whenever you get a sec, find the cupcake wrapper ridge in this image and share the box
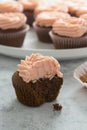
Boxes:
[0,25,29,47]
[33,22,52,43]
[49,31,87,49]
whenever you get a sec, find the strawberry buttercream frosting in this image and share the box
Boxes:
[52,17,87,37]
[35,11,70,27]
[0,13,27,30]
[18,54,63,83]
[80,14,87,21]
[0,1,23,13]
[75,6,87,16]
[19,0,40,10]
[64,0,87,16]
[34,3,68,16]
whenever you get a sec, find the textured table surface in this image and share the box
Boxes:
[0,54,87,130]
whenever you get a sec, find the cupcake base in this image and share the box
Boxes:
[33,22,52,43]
[0,25,29,47]
[23,10,34,26]
[12,71,63,107]
[49,31,87,49]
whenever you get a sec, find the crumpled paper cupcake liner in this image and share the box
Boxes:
[74,62,87,88]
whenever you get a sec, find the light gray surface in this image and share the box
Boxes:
[0,55,87,130]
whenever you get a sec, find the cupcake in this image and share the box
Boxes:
[34,3,68,17]
[33,11,70,43]
[0,1,23,13]
[49,17,87,49]
[18,0,41,26]
[64,0,87,17]
[0,12,29,47]
[12,53,63,106]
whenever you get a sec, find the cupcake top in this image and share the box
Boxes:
[19,0,40,10]
[0,12,27,30]
[64,0,87,16]
[18,53,63,83]
[80,14,87,21]
[34,3,68,16]
[0,1,23,13]
[55,3,68,13]
[35,11,70,27]
[75,6,87,17]
[52,17,87,37]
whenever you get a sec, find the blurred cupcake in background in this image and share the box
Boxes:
[34,3,68,17]
[0,1,23,13]
[33,11,70,43]
[18,0,42,26]
[64,0,87,17]
[0,12,29,47]
[49,17,87,49]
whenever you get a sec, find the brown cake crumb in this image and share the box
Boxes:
[53,103,62,111]
[80,71,87,83]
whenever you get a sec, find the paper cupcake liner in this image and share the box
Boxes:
[12,71,63,106]
[23,10,34,26]
[74,62,87,88]
[33,22,52,43]
[49,31,87,49]
[0,25,29,47]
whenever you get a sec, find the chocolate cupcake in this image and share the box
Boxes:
[49,17,87,49]
[33,11,70,43]
[19,0,41,26]
[64,0,87,17]
[0,13,29,47]
[12,54,63,106]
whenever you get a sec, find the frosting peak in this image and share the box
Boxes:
[18,54,63,83]
[35,11,70,27]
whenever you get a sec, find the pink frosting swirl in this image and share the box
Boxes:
[53,17,87,37]
[19,0,40,10]
[35,11,70,27]
[0,13,27,30]
[64,0,87,16]
[75,6,87,16]
[80,14,87,21]
[0,1,23,12]
[18,54,63,83]
[34,3,68,16]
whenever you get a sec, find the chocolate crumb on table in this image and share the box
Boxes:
[53,103,62,111]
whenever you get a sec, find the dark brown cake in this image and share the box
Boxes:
[12,71,63,106]
[33,22,52,43]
